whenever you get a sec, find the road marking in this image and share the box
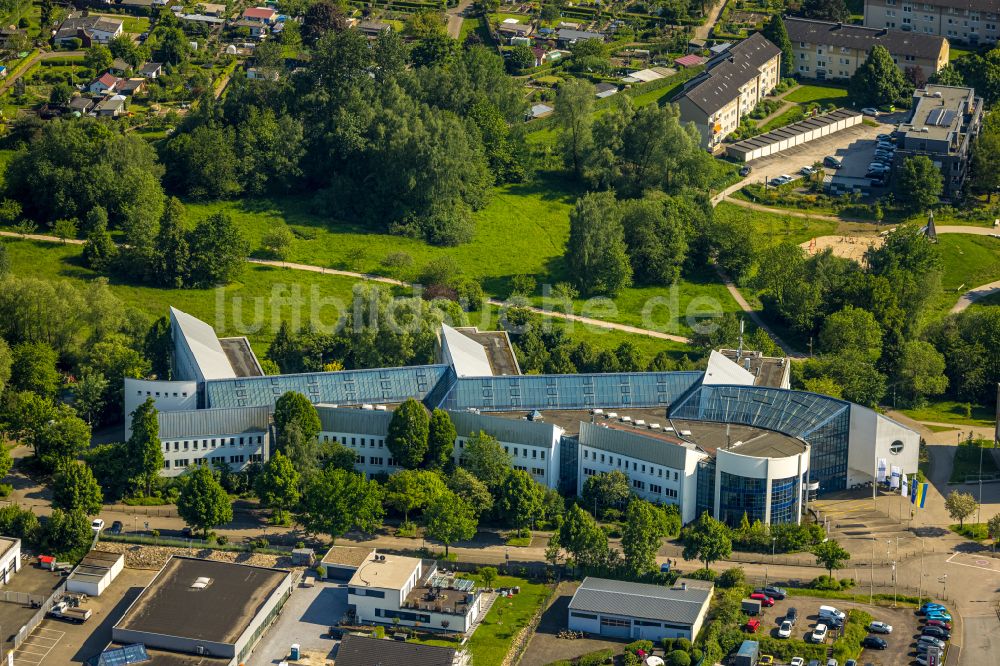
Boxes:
[945,553,1000,573]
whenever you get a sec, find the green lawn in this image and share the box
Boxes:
[413,574,551,666]
[784,83,850,107]
[900,401,996,428]
[761,106,805,132]
[714,201,838,247]
[950,47,974,61]
[933,234,1000,314]
[947,438,1000,483]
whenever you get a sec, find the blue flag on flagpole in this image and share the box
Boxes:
[910,477,918,504]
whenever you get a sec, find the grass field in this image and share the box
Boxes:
[900,401,996,428]
[714,201,838,247]
[414,574,551,666]
[950,47,974,61]
[933,234,1000,314]
[947,438,1000,483]
[784,83,850,107]
[761,106,805,132]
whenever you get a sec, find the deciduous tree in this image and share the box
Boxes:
[553,79,595,178]
[896,155,943,212]
[945,489,977,527]
[177,466,233,537]
[565,191,632,296]
[461,431,512,490]
[52,461,103,515]
[296,467,384,540]
[386,398,430,469]
[126,398,164,496]
[559,503,609,569]
[426,408,456,470]
[681,511,732,571]
[41,509,92,560]
[812,538,851,578]
[255,451,300,523]
[582,470,631,518]
[849,45,910,107]
[622,499,671,577]
[424,489,477,557]
[498,469,544,529]
[273,391,322,443]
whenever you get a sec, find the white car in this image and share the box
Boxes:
[778,620,793,638]
[801,166,816,176]
[811,624,828,643]
[861,107,879,116]
[868,621,893,634]
[790,659,805,666]
[91,519,105,532]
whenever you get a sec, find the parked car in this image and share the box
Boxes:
[824,156,842,168]
[801,166,816,176]
[760,656,774,666]
[861,107,878,116]
[925,610,952,622]
[914,654,932,666]
[826,659,838,666]
[919,602,947,614]
[786,607,799,625]
[878,104,896,112]
[108,521,123,535]
[750,592,775,606]
[925,619,952,631]
[811,624,828,643]
[778,621,793,638]
[806,660,820,666]
[740,165,753,177]
[790,659,805,666]
[861,636,887,650]
[918,635,946,650]
[922,626,950,640]
[745,618,761,633]
[868,621,892,634]
[876,133,893,142]
[91,519,105,533]
[757,586,788,599]
[660,562,671,573]
[845,661,856,666]
[819,606,846,621]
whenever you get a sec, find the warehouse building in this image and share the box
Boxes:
[568,577,713,641]
[112,556,293,665]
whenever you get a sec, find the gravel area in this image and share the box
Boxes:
[96,542,299,570]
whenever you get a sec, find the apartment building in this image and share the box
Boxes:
[674,33,782,149]
[786,17,949,81]
[864,0,1000,45]
[892,84,984,197]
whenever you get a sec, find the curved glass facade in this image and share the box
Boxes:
[769,475,800,524]
[719,472,766,526]
[670,385,851,493]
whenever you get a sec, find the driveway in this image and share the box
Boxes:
[248,579,347,665]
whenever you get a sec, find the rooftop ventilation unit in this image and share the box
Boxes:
[362,404,374,410]
[375,405,387,411]
[649,423,661,430]
[607,412,618,419]
[680,429,693,436]
[664,426,675,432]
[621,416,632,423]
[635,420,646,427]
[592,408,604,415]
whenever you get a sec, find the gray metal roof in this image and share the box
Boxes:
[676,33,781,115]
[578,421,700,469]
[449,410,558,448]
[569,577,712,625]
[336,634,458,666]
[157,406,270,439]
[726,108,861,155]
[316,406,392,435]
[785,17,947,58]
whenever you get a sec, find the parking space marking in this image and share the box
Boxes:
[12,627,63,666]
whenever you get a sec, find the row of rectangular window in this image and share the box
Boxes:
[582,449,679,481]
[163,435,263,452]
[163,454,260,469]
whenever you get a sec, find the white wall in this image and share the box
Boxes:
[160,431,267,477]
[125,378,198,429]
[0,538,20,585]
[847,406,920,488]
[715,448,809,524]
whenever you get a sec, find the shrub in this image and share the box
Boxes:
[758,638,825,662]
[316,564,327,579]
[686,568,717,581]
[625,640,654,656]
[216,535,228,545]
[667,650,691,666]
[717,567,745,589]
[810,575,843,590]
[661,637,675,652]
[624,653,641,666]
[690,648,703,663]
[675,638,692,652]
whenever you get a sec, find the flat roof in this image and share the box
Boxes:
[727,108,861,156]
[114,557,289,645]
[719,350,788,388]
[486,407,672,436]
[570,577,712,625]
[219,337,263,377]
[900,85,975,142]
[671,419,806,458]
[99,644,230,665]
[453,327,520,376]
[349,553,420,591]
[0,537,18,560]
[321,546,374,568]
[80,550,123,567]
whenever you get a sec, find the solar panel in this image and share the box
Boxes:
[91,644,150,666]
[940,109,957,126]
[927,108,944,125]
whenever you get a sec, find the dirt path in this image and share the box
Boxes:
[446,0,474,39]
[0,50,84,96]
[692,0,727,41]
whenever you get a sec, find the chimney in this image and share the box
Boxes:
[681,582,688,590]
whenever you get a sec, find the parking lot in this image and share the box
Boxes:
[247,578,346,665]
[12,566,156,665]
[754,592,930,666]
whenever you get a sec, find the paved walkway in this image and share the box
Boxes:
[445,0,474,39]
[692,0,727,40]
[951,278,1000,313]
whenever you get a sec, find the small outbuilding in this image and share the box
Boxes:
[320,546,373,580]
[0,536,21,585]
[568,577,713,641]
[67,550,124,596]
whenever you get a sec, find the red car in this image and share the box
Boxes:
[925,619,952,631]
[745,618,761,633]
[749,592,775,607]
